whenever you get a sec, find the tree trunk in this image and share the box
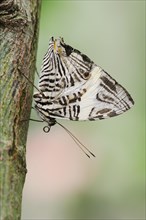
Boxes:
[0,0,41,219]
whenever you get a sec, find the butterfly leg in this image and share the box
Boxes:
[21,118,43,122]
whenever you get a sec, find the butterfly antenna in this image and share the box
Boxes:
[35,67,40,78]
[18,69,45,97]
[24,75,39,93]
[56,122,95,158]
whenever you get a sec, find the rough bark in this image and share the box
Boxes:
[0,0,41,219]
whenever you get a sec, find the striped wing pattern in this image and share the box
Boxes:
[34,37,134,127]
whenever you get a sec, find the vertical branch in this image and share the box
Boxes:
[0,0,41,219]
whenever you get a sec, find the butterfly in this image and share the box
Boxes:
[31,37,134,157]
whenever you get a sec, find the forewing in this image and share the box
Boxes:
[37,37,94,100]
[38,37,65,100]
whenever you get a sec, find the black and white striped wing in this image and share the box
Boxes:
[46,66,134,121]
[34,37,134,122]
[38,37,91,101]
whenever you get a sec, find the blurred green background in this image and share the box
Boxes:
[22,1,145,219]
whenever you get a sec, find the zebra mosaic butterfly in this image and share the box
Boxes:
[31,37,134,157]
[34,37,134,127]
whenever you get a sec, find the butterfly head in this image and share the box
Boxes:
[52,37,92,61]
[52,37,73,57]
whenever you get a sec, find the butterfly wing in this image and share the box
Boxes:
[34,37,134,122]
[38,37,91,100]
[46,66,134,121]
